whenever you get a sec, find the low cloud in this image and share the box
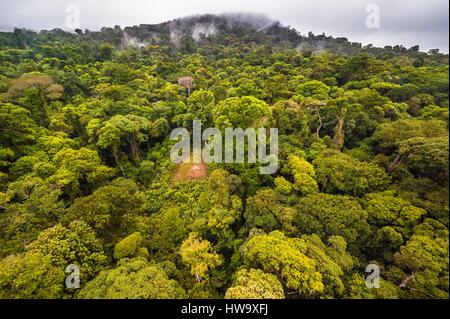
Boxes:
[0,0,448,52]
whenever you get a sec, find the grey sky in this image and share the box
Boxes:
[0,0,448,52]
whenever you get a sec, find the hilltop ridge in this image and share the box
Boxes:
[1,13,447,62]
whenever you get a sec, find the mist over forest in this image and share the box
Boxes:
[0,12,448,300]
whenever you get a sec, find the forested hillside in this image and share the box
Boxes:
[0,14,448,299]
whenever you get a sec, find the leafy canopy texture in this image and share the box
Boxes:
[225,268,285,299]
[0,15,448,299]
[78,258,186,299]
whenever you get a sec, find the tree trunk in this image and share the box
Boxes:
[333,115,345,148]
[399,272,415,288]
[388,152,409,175]
[128,136,141,164]
[316,110,323,138]
[113,151,125,176]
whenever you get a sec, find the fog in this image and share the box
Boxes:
[0,0,448,52]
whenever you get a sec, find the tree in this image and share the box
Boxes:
[78,258,186,299]
[241,230,324,296]
[178,76,194,97]
[114,232,149,259]
[302,97,326,138]
[47,147,114,198]
[393,177,449,224]
[186,89,215,125]
[394,219,449,299]
[197,169,242,243]
[300,234,353,297]
[360,191,427,261]
[344,274,400,299]
[88,115,157,165]
[284,155,318,195]
[0,220,107,298]
[0,251,65,299]
[245,189,283,232]
[388,136,449,185]
[336,54,385,84]
[372,119,447,154]
[0,103,39,154]
[274,176,293,195]
[6,72,63,126]
[213,96,271,129]
[27,220,107,278]
[271,100,308,137]
[148,208,187,257]
[225,269,285,299]
[362,191,426,238]
[314,150,390,196]
[0,176,65,251]
[294,193,370,251]
[296,80,330,100]
[64,178,145,240]
[180,232,222,282]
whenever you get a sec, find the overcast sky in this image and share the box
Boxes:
[0,0,448,52]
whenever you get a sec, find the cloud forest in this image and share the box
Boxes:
[0,13,448,300]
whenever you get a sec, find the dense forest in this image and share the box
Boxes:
[0,14,448,299]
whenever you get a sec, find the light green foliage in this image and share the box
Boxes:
[326,236,355,271]
[314,151,390,196]
[362,191,426,238]
[0,220,107,298]
[180,232,222,280]
[241,231,324,296]
[0,192,8,205]
[0,177,65,256]
[344,274,400,299]
[274,176,293,195]
[186,89,215,125]
[225,269,285,299]
[213,96,271,129]
[26,221,107,278]
[285,155,318,195]
[372,119,447,153]
[394,219,449,298]
[114,232,147,259]
[0,103,39,152]
[244,188,296,235]
[300,234,351,297]
[0,252,65,299]
[78,258,185,299]
[394,177,449,224]
[296,80,330,100]
[88,114,156,164]
[197,169,242,241]
[271,100,308,137]
[397,136,449,183]
[48,147,115,197]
